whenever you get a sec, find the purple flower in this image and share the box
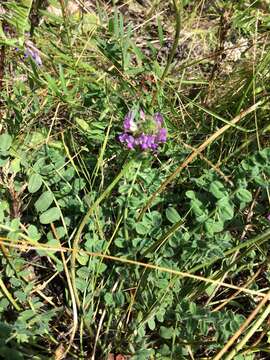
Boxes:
[154,113,164,127]
[137,134,150,150]
[143,135,155,149]
[24,41,42,66]
[119,110,167,151]
[267,213,270,221]
[119,133,135,149]
[156,128,167,143]
[123,111,137,132]
[119,133,128,143]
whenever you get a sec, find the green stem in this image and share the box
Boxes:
[160,0,181,82]
[142,217,184,257]
[124,161,142,240]
[71,158,136,308]
[58,0,72,50]
[151,0,181,106]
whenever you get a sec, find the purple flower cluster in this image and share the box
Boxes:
[16,41,42,66]
[119,110,167,151]
[24,41,42,66]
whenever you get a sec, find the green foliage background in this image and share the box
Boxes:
[0,0,270,359]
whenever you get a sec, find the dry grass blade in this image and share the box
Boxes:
[181,141,233,185]
[51,224,78,359]
[226,299,270,359]
[213,290,270,360]
[0,277,21,311]
[0,239,267,300]
[91,280,119,360]
[212,267,263,312]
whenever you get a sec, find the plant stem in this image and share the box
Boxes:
[124,161,142,240]
[71,157,136,308]
[151,0,181,106]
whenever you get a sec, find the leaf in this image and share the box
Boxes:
[115,238,125,248]
[77,252,88,266]
[73,178,86,192]
[189,302,197,315]
[27,225,41,242]
[235,188,252,203]
[39,238,60,255]
[137,325,145,338]
[191,199,208,222]
[135,222,149,235]
[10,158,21,173]
[166,207,181,223]
[205,283,217,297]
[132,349,154,359]
[20,309,35,322]
[156,308,165,322]
[104,293,113,306]
[205,219,224,235]
[43,73,60,96]
[0,133,12,152]
[35,191,54,212]
[160,326,174,339]
[217,197,234,221]
[186,190,196,199]
[28,173,43,193]
[39,207,61,224]
[76,266,89,279]
[209,181,227,199]
[148,318,156,330]
[5,1,31,35]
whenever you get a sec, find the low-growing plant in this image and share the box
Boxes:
[0,0,270,359]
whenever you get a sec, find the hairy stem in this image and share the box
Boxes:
[71,158,136,308]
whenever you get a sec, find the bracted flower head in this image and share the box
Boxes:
[119,110,167,151]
